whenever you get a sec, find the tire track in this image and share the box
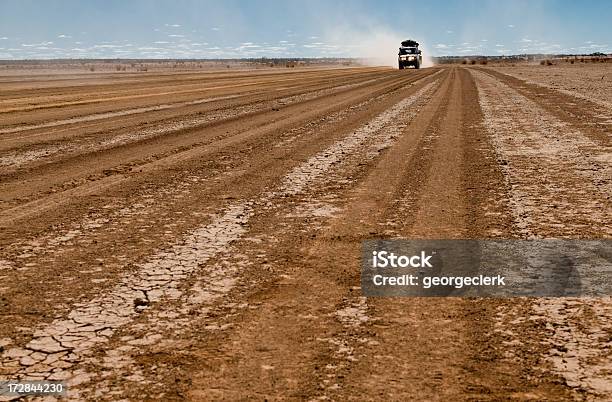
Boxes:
[0,72,442,349]
[0,71,436,222]
[322,67,476,401]
[0,94,241,136]
[0,70,386,136]
[472,69,611,238]
[325,67,578,401]
[0,68,380,107]
[0,79,441,399]
[486,66,612,110]
[472,68,612,400]
[1,72,438,276]
[0,75,383,170]
[479,68,611,147]
[0,69,380,115]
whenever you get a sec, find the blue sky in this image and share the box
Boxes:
[0,0,610,59]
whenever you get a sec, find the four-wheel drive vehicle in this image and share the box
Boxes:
[398,39,422,69]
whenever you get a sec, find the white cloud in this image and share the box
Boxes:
[446,30,453,34]
[507,24,515,28]
[0,37,8,40]
[154,41,170,44]
[168,34,184,38]
[22,41,53,47]
[435,44,448,49]
[165,24,181,28]
[92,44,122,48]
[57,34,72,39]
[211,27,220,31]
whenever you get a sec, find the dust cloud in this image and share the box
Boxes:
[323,26,434,69]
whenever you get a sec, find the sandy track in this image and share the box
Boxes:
[0,66,610,401]
[479,68,611,147]
[0,71,429,214]
[0,67,441,370]
[488,64,612,108]
[0,73,389,175]
[0,70,386,148]
[0,68,383,107]
[473,68,612,398]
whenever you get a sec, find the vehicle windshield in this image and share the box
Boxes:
[399,47,417,55]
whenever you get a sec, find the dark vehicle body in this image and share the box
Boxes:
[398,39,422,69]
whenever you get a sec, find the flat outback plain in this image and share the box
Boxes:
[0,61,610,400]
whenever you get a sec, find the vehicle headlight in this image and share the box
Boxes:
[408,56,415,61]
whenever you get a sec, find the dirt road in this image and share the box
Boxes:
[0,65,610,400]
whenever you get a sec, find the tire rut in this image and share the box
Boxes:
[478,68,611,147]
[0,71,437,222]
[472,67,612,400]
[0,74,443,400]
[0,72,443,347]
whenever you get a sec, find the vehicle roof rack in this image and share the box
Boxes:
[401,40,419,47]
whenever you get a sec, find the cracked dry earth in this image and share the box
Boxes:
[0,65,610,401]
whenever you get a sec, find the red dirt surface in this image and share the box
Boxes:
[0,64,610,400]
